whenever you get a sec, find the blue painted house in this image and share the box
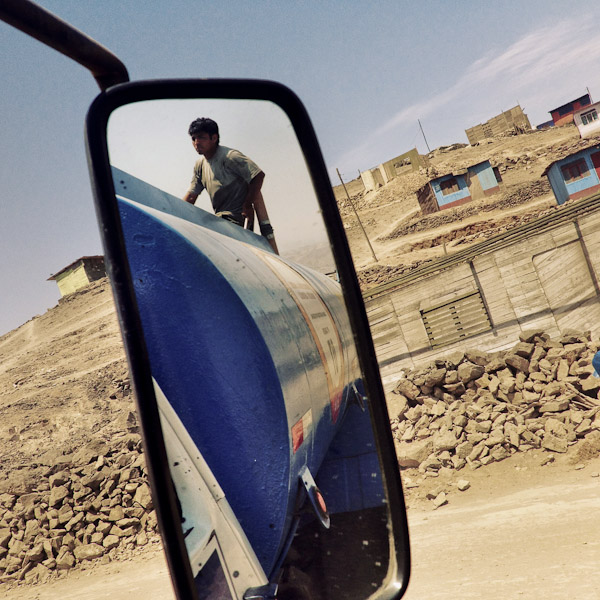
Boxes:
[416,159,502,215]
[542,144,600,205]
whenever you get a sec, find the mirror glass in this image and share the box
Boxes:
[104,98,406,599]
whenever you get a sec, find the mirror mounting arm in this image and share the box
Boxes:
[0,0,129,90]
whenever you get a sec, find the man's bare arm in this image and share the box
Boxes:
[245,172,279,254]
[183,191,198,205]
[242,171,265,218]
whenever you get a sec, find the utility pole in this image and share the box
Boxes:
[418,119,431,153]
[336,168,378,262]
[358,169,366,191]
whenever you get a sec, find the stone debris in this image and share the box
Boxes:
[393,330,600,482]
[0,431,159,586]
[457,480,471,491]
[432,492,448,509]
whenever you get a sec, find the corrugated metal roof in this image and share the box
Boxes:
[548,94,591,114]
[573,100,600,116]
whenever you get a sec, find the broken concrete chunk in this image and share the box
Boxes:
[432,492,448,509]
[394,379,420,401]
[464,349,489,366]
[540,398,570,413]
[512,342,534,358]
[542,433,568,453]
[458,362,485,383]
[505,354,529,374]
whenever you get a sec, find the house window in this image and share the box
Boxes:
[440,177,459,196]
[421,291,491,349]
[394,157,411,169]
[581,109,598,126]
[561,158,590,183]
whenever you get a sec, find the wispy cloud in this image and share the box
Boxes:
[335,18,600,175]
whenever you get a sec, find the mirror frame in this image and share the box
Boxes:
[85,79,410,600]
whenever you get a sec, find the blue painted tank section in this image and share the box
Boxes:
[316,400,385,514]
[116,192,363,574]
[118,200,290,571]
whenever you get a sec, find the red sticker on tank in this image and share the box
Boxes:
[291,419,304,453]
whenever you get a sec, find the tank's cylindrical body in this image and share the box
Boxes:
[118,196,361,574]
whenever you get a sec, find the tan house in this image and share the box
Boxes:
[48,255,106,297]
[465,105,531,145]
[360,148,428,192]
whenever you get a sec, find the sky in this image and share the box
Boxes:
[2,0,600,335]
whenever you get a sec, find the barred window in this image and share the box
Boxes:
[561,158,589,183]
[421,291,491,348]
[440,177,459,196]
[581,109,598,126]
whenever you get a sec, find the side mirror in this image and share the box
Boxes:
[85,79,410,599]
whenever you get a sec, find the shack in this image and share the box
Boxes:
[48,255,106,297]
[416,160,502,214]
[548,93,592,127]
[542,144,600,205]
[361,148,427,192]
[573,101,600,139]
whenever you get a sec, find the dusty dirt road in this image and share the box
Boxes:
[403,459,600,600]
[6,454,600,599]
[2,544,176,600]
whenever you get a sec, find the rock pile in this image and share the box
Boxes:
[0,432,158,586]
[390,330,600,474]
[493,135,600,175]
[358,259,435,289]
[383,179,552,244]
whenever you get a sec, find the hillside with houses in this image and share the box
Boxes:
[335,124,600,290]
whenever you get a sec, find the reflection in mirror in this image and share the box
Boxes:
[106,99,404,599]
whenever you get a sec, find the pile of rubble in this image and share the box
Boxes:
[390,330,600,474]
[495,135,600,175]
[0,431,158,586]
[357,259,435,290]
[385,178,554,243]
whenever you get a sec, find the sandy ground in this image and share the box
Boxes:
[403,451,600,600]
[5,449,599,599]
[3,125,600,598]
[2,543,175,600]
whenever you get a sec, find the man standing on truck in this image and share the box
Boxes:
[182,117,278,253]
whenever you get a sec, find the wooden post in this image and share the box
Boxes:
[336,168,378,262]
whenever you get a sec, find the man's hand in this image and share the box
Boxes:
[242,201,254,219]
